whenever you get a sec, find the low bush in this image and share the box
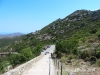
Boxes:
[90,56,97,64]
[96,60,100,67]
[67,54,77,60]
[60,56,66,63]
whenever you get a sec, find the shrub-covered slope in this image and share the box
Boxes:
[40,9,100,66]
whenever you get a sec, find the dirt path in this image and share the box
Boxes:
[22,45,56,75]
[23,54,56,75]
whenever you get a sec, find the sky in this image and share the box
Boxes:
[0,0,100,34]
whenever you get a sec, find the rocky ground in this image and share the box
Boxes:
[64,59,100,75]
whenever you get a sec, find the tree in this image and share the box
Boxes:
[55,38,78,56]
[20,48,33,61]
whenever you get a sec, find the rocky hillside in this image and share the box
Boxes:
[38,9,100,40]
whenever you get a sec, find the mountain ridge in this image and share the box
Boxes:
[39,9,100,40]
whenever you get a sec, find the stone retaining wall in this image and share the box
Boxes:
[2,54,44,75]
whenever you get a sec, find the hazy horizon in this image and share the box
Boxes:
[0,32,27,35]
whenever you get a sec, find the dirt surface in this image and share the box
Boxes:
[23,54,56,75]
[64,59,100,75]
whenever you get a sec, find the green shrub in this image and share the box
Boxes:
[84,57,90,62]
[96,49,100,58]
[9,48,33,67]
[96,60,100,67]
[20,48,33,61]
[56,39,78,55]
[90,28,97,34]
[67,54,77,60]
[81,50,90,59]
[56,51,62,58]
[61,56,66,63]
[0,61,10,73]
[90,56,97,64]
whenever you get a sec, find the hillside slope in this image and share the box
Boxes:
[40,9,100,40]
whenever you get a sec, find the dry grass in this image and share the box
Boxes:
[64,59,100,75]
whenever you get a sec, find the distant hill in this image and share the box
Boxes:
[0,32,24,38]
